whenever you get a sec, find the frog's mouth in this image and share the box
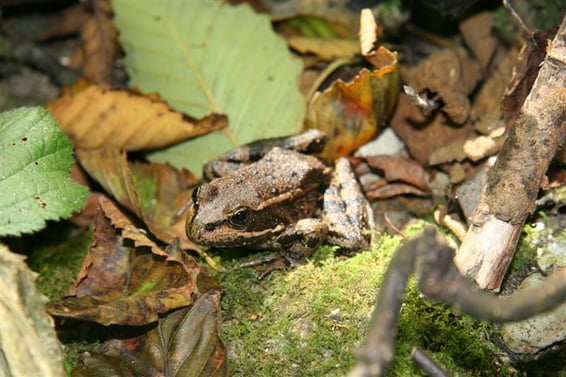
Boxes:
[188,222,286,248]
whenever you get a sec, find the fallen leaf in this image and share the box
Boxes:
[305,46,399,159]
[390,93,472,166]
[404,49,481,124]
[47,84,227,151]
[263,0,359,33]
[71,290,227,377]
[365,182,430,201]
[129,161,199,250]
[111,0,305,172]
[469,47,518,136]
[288,36,360,60]
[76,148,143,219]
[47,198,211,326]
[78,0,118,84]
[459,12,497,70]
[364,155,431,192]
[463,135,504,162]
[0,245,66,377]
[75,148,200,250]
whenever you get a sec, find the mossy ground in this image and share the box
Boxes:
[216,223,512,376]
[32,220,557,375]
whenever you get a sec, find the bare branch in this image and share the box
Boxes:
[455,15,566,290]
[350,227,566,376]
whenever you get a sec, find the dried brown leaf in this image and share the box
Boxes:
[405,49,481,124]
[75,148,200,250]
[47,84,227,151]
[390,94,472,165]
[79,0,118,84]
[76,147,143,219]
[364,155,431,191]
[129,161,200,251]
[365,182,429,201]
[47,198,210,326]
[459,12,497,70]
[72,290,227,377]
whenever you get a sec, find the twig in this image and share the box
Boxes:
[502,0,533,40]
[411,347,449,377]
[349,227,566,376]
[454,15,566,290]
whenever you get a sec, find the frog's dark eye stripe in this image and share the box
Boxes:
[191,186,200,205]
[229,207,251,229]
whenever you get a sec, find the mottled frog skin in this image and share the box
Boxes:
[186,131,374,259]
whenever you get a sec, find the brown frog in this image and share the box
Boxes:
[186,130,374,260]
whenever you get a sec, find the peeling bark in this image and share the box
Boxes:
[455,15,566,290]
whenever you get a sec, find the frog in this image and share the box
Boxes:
[185,130,374,262]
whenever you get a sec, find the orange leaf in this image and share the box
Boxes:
[47,84,227,151]
[305,48,399,159]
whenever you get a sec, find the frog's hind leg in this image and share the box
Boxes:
[324,158,375,251]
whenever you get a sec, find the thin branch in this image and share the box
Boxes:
[349,227,566,376]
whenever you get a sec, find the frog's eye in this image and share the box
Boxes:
[229,207,251,229]
[191,186,200,205]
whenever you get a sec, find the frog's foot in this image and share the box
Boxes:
[238,253,298,279]
[269,218,328,260]
[324,158,375,251]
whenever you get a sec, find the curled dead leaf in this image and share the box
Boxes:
[359,8,379,57]
[405,49,481,124]
[47,198,213,326]
[76,148,144,219]
[72,290,227,377]
[47,84,227,151]
[305,47,399,159]
[75,148,202,252]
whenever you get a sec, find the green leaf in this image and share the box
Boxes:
[0,107,88,236]
[111,0,305,173]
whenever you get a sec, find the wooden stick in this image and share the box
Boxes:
[454,15,566,290]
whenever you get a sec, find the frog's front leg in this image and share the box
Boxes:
[265,218,328,260]
[324,158,374,250]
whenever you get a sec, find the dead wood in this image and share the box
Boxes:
[454,14,566,290]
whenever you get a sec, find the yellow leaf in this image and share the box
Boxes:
[47,84,227,151]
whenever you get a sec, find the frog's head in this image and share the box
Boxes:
[185,179,286,248]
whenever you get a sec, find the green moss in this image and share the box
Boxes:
[508,224,539,273]
[217,223,506,376]
[28,227,92,301]
[395,281,509,376]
